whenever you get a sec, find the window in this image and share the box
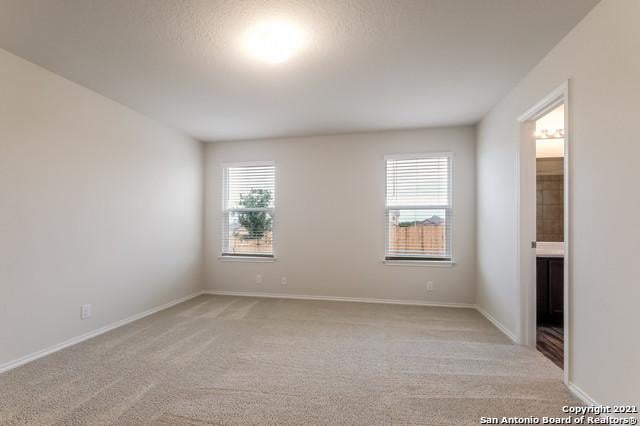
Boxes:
[222,162,275,258]
[385,153,452,262]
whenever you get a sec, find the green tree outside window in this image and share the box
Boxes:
[235,189,273,241]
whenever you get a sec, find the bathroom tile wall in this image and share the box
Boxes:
[537,173,564,242]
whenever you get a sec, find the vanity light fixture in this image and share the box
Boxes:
[534,128,565,140]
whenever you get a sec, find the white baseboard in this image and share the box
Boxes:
[567,382,599,406]
[1,288,608,412]
[204,291,519,344]
[471,309,610,410]
[472,307,609,411]
[474,304,519,343]
[0,291,203,374]
[202,290,474,309]
[567,383,631,422]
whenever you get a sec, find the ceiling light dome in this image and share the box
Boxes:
[243,20,305,64]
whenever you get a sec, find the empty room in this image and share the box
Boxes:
[1,0,638,424]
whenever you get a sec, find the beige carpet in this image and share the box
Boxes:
[0,295,580,425]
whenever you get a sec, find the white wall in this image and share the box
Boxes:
[0,49,203,367]
[204,127,476,305]
[476,0,639,405]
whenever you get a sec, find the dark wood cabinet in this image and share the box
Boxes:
[536,257,564,326]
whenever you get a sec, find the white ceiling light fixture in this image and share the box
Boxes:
[243,20,306,64]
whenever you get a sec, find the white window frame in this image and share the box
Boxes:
[383,152,454,266]
[220,160,276,262]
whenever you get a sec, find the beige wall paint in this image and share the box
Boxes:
[477,0,639,404]
[204,127,476,305]
[0,49,203,367]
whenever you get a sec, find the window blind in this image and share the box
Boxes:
[222,162,275,257]
[385,154,452,261]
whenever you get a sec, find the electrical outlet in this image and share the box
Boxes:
[426,281,434,291]
[81,304,92,320]
[281,276,287,285]
[256,274,263,284]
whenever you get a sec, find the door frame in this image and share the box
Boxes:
[516,81,570,384]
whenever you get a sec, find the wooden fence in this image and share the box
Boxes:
[228,231,273,255]
[226,224,444,256]
[388,223,445,256]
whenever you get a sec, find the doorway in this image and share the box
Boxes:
[517,82,570,382]
[534,104,565,369]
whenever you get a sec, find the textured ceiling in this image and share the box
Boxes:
[0,0,598,141]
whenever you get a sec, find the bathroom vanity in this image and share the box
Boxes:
[536,242,564,326]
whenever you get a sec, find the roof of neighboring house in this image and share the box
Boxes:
[421,216,444,225]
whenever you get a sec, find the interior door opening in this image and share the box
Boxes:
[517,82,570,382]
[534,104,565,369]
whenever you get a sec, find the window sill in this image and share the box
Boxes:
[218,256,276,263]
[382,259,455,268]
